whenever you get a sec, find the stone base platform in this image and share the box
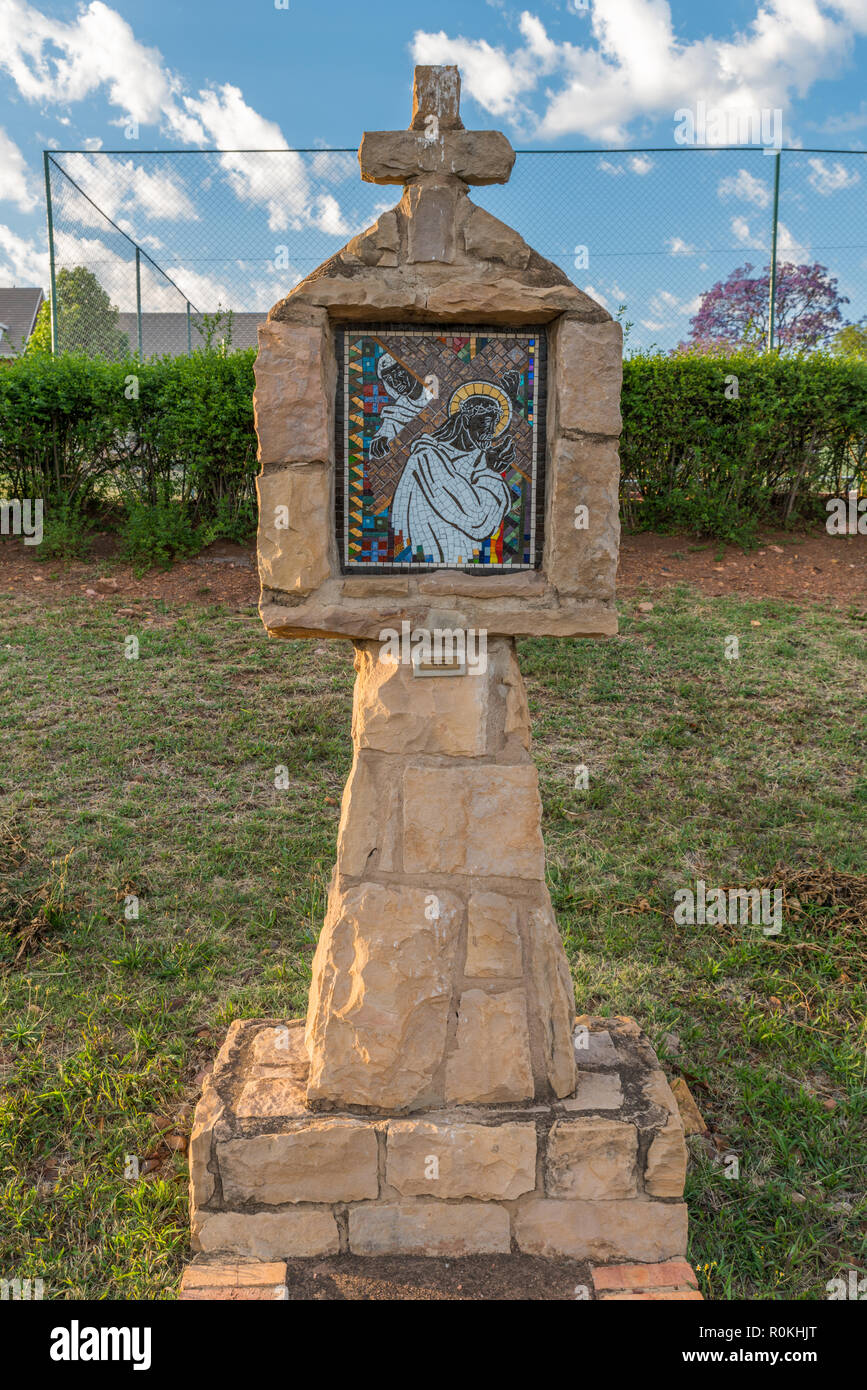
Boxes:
[190,1015,689,1264]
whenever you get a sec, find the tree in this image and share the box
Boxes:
[35,266,130,360]
[685,261,849,353]
[831,316,867,360]
[25,300,52,354]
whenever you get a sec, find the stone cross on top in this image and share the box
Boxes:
[359,65,515,189]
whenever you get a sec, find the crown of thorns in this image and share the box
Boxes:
[458,396,500,416]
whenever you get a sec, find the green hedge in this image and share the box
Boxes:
[1,346,865,557]
[0,347,257,560]
[621,350,867,542]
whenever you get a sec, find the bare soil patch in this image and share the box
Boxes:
[1,525,864,612]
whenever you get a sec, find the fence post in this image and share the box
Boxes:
[767,152,781,352]
[135,246,143,358]
[43,152,59,354]
[187,301,192,354]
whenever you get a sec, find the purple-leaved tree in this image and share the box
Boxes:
[684,261,849,353]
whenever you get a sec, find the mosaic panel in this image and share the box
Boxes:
[336,325,546,570]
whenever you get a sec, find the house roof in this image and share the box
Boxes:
[0,288,45,356]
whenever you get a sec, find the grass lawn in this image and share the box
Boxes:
[0,585,864,1300]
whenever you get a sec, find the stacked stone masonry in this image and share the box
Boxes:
[190,1014,688,1262]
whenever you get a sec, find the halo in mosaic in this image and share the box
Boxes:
[336,325,547,571]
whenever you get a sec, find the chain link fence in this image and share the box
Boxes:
[43,147,866,358]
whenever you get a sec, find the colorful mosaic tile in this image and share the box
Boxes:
[336,326,546,570]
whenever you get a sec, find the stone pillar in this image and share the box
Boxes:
[304,638,577,1113]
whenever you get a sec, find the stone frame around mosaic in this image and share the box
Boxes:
[255,306,622,643]
[334,323,548,575]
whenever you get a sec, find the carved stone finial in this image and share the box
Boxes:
[358,64,515,188]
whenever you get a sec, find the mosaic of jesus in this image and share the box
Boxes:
[338,328,545,570]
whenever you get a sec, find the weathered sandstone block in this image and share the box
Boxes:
[386,1120,536,1199]
[546,1117,638,1199]
[444,989,534,1104]
[527,903,577,1098]
[515,1199,688,1262]
[551,317,623,437]
[644,1115,689,1197]
[305,881,463,1110]
[465,893,523,978]
[194,1210,339,1259]
[256,466,333,596]
[218,1121,378,1205]
[403,765,544,879]
[333,751,401,876]
[351,641,489,757]
[349,1201,511,1256]
[253,319,332,465]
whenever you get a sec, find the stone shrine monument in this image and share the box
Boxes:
[189,68,689,1271]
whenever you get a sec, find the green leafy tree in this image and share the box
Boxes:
[24,300,52,355]
[39,266,130,359]
[831,317,867,360]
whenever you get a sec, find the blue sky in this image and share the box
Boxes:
[1,0,865,351]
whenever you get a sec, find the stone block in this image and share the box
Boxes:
[546,1117,638,1199]
[561,1072,623,1111]
[254,319,332,464]
[573,1023,620,1068]
[235,1076,308,1118]
[349,1201,511,1256]
[189,1076,222,1210]
[411,65,463,131]
[194,1211,339,1259]
[403,765,544,879]
[305,881,463,1110]
[552,317,623,437]
[463,205,532,268]
[644,1116,688,1198]
[514,1199,688,1262]
[218,1121,378,1205]
[465,892,523,977]
[444,989,534,1104]
[386,1120,536,1199]
[334,751,401,876]
[352,640,489,757]
[544,436,620,599]
[256,466,333,596]
[527,903,577,1098]
[402,183,460,264]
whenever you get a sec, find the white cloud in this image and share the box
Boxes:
[731,214,765,248]
[56,153,197,225]
[807,155,861,193]
[0,223,48,285]
[649,287,703,318]
[413,1,867,142]
[0,2,352,237]
[666,236,695,256]
[629,154,654,174]
[777,220,809,262]
[582,282,610,309]
[718,168,771,207]
[597,157,626,175]
[0,126,36,211]
[729,214,808,262]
